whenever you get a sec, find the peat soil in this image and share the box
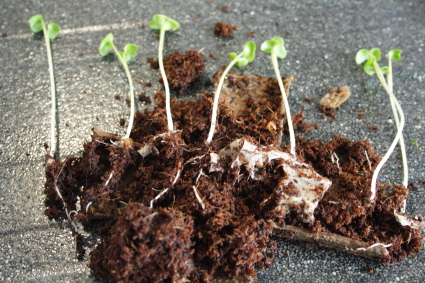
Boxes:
[43,54,423,283]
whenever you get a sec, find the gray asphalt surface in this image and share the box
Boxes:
[1,0,425,282]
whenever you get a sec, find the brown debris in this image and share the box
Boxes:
[214,22,238,37]
[287,111,319,132]
[320,86,351,108]
[320,106,337,119]
[160,50,206,93]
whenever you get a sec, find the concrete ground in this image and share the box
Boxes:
[1,0,424,282]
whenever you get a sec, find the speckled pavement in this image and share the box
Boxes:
[1,0,424,282]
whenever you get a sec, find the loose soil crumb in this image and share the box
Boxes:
[368,125,379,131]
[320,106,337,119]
[214,22,238,37]
[44,70,423,282]
[357,113,365,119]
[138,92,152,104]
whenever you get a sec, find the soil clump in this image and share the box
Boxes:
[44,67,423,282]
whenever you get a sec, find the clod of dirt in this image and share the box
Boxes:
[44,71,424,283]
[160,50,206,92]
[320,86,351,108]
[148,51,206,94]
[89,204,194,283]
[214,22,238,37]
[213,70,294,146]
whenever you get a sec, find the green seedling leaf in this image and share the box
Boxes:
[412,139,419,147]
[242,41,256,63]
[388,49,402,61]
[99,33,114,56]
[370,48,381,61]
[47,23,61,40]
[28,14,44,33]
[228,41,256,67]
[149,14,180,31]
[355,49,370,65]
[380,66,389,74]
[261,36,287,59]
[123,43,138,62]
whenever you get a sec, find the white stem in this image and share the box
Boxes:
[271,51,295,156]
[158,28,174,132]
[111,45,135,140]
[42,21,57,157]
[206,52,245,144]
[370,61,405,201]
[387,59,408,189]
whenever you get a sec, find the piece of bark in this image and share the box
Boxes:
[273,223,391,262]
[320,86,351,108]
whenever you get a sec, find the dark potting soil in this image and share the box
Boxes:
[147,50,206,93]
[44,55,423,282]
[214,22,238,37]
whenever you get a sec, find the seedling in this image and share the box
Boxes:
[28,14,61,157]
[411,139,419,147]
[206,41,256,143]
[99,33,138,140]
[261,36,295,156]
[149,14,180,132]
[356,48,406,201]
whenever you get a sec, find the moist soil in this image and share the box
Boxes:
[44,52,423,283]
[214,22,238,37]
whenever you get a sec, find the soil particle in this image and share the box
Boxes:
[214,22,238,37]
[147,57,159,69]
[138,92,152,104]
[367,126,379,131]
[320,106,337,119]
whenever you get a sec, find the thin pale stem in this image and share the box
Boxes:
[42,21,57,157]
[158,28,173,132]
[110,44,135,140]
[387,59,408,189]
[271,51,295,156]
[206,52,245,144]
[370,61,405,201]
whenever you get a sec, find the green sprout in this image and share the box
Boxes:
[149,14,180,132]
[28,14,61,158]
[356,48,406,202]
[261,36,295,156]
[206,41,256,143]
[99,33,138,140]
[411,139,419,147]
